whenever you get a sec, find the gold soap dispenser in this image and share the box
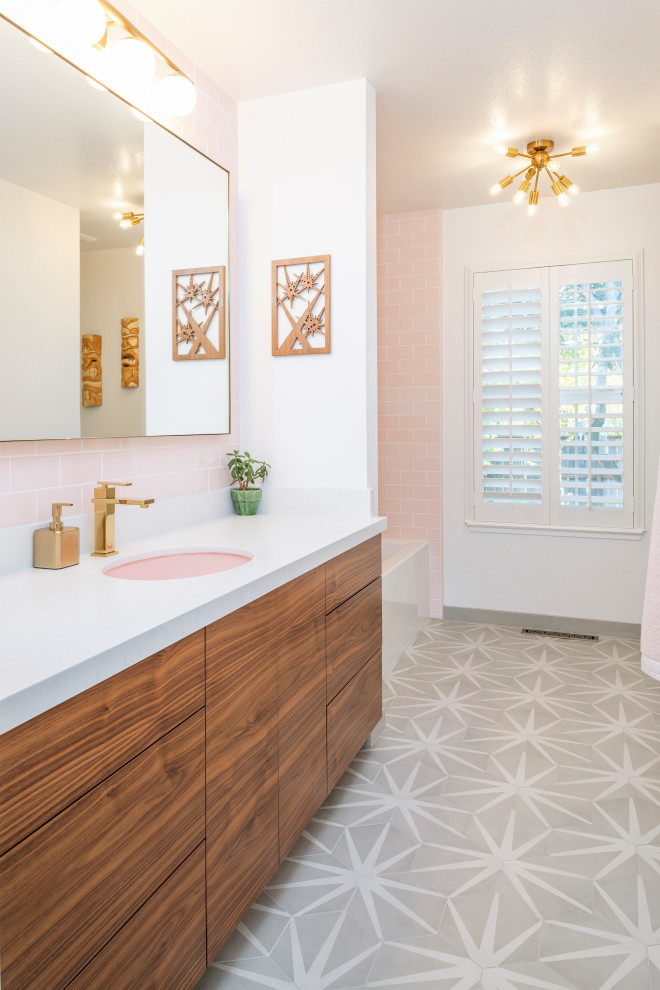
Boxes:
[33,502,80,569]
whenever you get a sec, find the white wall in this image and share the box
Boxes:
[443,183,660,625]
[143,122,230,436]
[80,247,145,438]
[238,79,378,500]
[0,176,79,440]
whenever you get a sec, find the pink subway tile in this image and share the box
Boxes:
[0,491,36,527]
[183,470,209,495]
[120,436,157,450]
[82,438,122,452]
[35,439,82,455]
[60,451,103,486]
[12,455,60,491]
[196,446,221,470]
[399,218,427,234]
[154,473,185,500]
[138,448,171,476]
[101,450,139,481]
[0,459,9,493]
[0,441,36,456]
[169,446,196,472]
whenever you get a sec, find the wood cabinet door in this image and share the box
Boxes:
[278,566,327,862]
[0,711,205,990]
[325,535,381,613]
[66,844,206,990]
[327,649,382,793]
[206,591,280,962]
[326,577,382,702]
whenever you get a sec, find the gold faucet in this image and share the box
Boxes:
[91,481,154,557]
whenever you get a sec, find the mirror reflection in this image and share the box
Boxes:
[0,14,230,441]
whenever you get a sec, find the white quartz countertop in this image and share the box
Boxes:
[0,512,386,734]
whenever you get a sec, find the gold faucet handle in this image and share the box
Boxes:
[96,481,133,489]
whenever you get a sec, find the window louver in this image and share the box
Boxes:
[481,284,543,504]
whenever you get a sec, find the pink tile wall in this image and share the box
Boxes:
[377,208,443,617]
[0,3,240,531]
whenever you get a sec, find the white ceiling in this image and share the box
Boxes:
[131,0,660,212]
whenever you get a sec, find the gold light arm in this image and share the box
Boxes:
[93,1,193,84]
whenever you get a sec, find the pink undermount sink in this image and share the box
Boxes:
[102,548,253,581]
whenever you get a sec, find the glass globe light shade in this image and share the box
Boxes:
[158,74,197,116]
[57,0,106,46]
[111,37,156,86]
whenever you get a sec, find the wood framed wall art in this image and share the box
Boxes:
[272,255,331,356]
[81,334,102,406]
[120,317,139,388]
[172,266,226,361]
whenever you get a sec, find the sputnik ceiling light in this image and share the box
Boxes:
[489,139,600,215]
[50,0,197,115]
[113,211,145,255]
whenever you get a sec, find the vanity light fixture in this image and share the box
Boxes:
[490,139,600,215]
[52,0,197,116]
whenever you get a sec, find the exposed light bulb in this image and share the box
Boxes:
[557,192,569,207]
[527,202,538,217]
[513,189,525,205]
[569,183,580,195]
[586,144,600,155]
[111,37,156,86]
[494,144,507,156]
[119,219,132,228]
[157,74,197,116]
[136,236,145,257]
[489,183,503,196]
[56,0,106,46]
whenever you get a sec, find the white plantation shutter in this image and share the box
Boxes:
[473,269,548,524]
[550,260,634,528]
[472,259,637,532]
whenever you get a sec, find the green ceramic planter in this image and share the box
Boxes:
[231,487,262,515]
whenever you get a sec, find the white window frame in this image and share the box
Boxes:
[465,252,644,540]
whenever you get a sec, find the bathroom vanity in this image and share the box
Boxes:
[0,521,383,990]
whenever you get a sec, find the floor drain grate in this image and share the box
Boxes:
[521,628,599,641]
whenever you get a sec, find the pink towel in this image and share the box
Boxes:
[642,460,660,680]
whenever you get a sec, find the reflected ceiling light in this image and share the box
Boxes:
[157,73,197,117]
[136,235,145,256]
[490,139,596,214]
[111,36,156,85]
[113,210,144,228]
[56,0,106,46]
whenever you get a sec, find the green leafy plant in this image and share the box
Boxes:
[226,450,271,491]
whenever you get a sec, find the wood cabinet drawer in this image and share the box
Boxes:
[327,649,382,793]
[0,629,205,856]
[0,710,205,990]
[325,535,381,614]
[66,843,207,990]
[326,577,382,702]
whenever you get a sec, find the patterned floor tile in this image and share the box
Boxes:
[197,619,660,990]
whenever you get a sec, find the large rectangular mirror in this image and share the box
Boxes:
[0,13,230,441]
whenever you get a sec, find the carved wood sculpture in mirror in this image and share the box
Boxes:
[172,267,226,361]
[272,255,331,356]
[81,334,102,407]
[120,318,139,388]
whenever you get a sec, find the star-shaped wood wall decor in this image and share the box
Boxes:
[272,254,331,356]
[172,266,226,361]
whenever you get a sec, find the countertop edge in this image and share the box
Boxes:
[1,516,386,734]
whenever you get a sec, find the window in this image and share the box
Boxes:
[471,259,639,534]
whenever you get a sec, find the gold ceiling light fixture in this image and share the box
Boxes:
[489,139,600,216]
[49,0,197,115]
[113,210,144,228]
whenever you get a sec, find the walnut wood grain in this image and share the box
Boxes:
[327,649,382,793]
[206,591,280,961]
[66,843,206,990]
[0,711,205,990]
[278,566,327,861]
[0,629,205,857]
[326,577,382,703]
[325,535,381,614]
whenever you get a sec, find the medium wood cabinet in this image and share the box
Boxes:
[205,589,280,961]
[0,533,382,989]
